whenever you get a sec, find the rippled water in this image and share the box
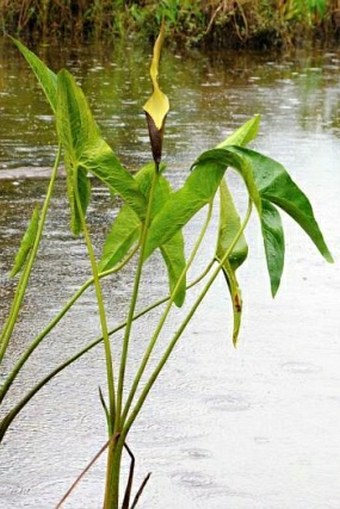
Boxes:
[1,37,340,508]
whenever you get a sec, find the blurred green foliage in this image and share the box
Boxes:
[0,0,339,47]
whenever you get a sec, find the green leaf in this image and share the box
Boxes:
[216,179,248,271]
[214,116,260,344]
[144,148,261,261]
[260,199,285,296]
[99,205,141,272]
[145,167,186,307]
[100,162,186,306]
[160,233,186,307]
[194,145,332,295]
[221,260,243,347]
[11,37,57,112]
[228,146,333,265]
[217,115,260,149]
[215,179,248,345]
[56,69,146,233]
[10,205,40,278]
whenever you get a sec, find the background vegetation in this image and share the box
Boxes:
[0,0,340,49]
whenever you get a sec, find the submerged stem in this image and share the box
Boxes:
[0,145,62,363]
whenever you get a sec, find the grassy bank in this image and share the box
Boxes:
[1,0,339,48]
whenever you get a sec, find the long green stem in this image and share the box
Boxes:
[74,183,116,430]
[0,247,138,405]
[115,166,159,430]
[122,201,214,423]
[0,145,62,363]
[0,264,214,443]
[123,199,253,437]
[104,165,159,509]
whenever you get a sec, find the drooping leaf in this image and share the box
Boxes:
[10,205,40,278]
[215,179,248,345]
[56,69,146,233]
[143,23,169,164]
[260,199,285,296]
[194,145,332,295]
[214,115,259,344]
[227,146,333,265]
[221,260,243,347]
[215,115,258,273]
[216,179,248,271]
[11,37,57,112]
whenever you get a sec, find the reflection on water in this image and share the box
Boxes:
[0,38,340,508]
[0,38,339,173]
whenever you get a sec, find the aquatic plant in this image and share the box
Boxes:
[0,24,333,508]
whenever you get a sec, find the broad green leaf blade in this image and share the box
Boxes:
[195,144,332,295]
[56,69,146,230]
[217,115,260,149]
[11,37,57,112]
[144,147,263,262]
[10,205,40,277]
[136,162,186,307]
[99,205,141,272]
[194,147,284,293]
[145,160,229,259]
[56,70,99,160]
[98,163,155,273]
[260,199,285,296]
[215,179,248,345]
[228,146,333,264]
[99,162,186,306]
[79,138,146,219]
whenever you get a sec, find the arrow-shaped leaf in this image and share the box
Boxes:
[100,163,186,306]
[56,70,146,234]
[195,145,332,295]
[11,37,57,113]
[216,179,248,345]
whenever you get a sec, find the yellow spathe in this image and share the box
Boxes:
[143,23,169,131]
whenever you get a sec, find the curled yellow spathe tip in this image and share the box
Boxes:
[143,23,169,164]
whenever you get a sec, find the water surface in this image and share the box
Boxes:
[1,38,340,508]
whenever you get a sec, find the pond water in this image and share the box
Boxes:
[0,37,340,509]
